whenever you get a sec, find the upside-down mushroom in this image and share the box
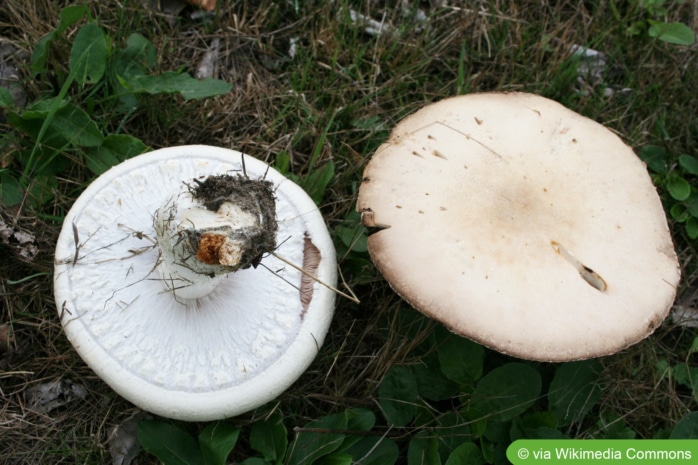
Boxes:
[54,145,337,420]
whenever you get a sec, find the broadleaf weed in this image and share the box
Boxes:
[0,5,232,208]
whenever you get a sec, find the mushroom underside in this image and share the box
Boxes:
[54,146,337,420]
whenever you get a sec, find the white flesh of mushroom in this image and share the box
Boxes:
[154,185,261,299]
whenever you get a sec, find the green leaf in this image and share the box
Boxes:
[19,98,104,148]
[378,365,419,427]
[128,72,232,100]
[638,145,669,174]
[670,412,698,438]
[335,408,376,453]
[52,102,104,147]
[480,438,494,464]
[461,409,487,439]
[548,360,603,427]
[471,363,542,422]
[342,437,399,465]
[315,453,353,465]
[114,33,158,79]
[667,175,691,201]
[517,411,558,437]
[199,423,240,465]
[483,418,510,443]
[250,412,288,463]
[686,217,698,239]
[346,408,375,433]
[687,198,698,218]
[671,203,689,222]
[26,174,59,206]
[412,354,460,402]
[336,224,368,253]
[671,364,698,401]
[274,151,291,174]
[435,327,485,385]
[596,412,636,439]
[0,87,14,108]
[137,420,204,465]
[288,412,348,465]
[7,112,68,158]
[24,97,69,116]
[533,427,569,439]
[241,457,273,465]
[435,411,471,458]
[241,459,271,465]
[511,411,559,441]
[56,5,89,35]
[0,173,24,206]
[85,134,148,174]
[70,23,108,85]
[32,34,57,76]
[679,155,698,175]
[31,5,88,75]
[648,21,696,46]
[301,161,335,205]
[407,433,440,465]
[111,33,156,112]
[445,442,485,465]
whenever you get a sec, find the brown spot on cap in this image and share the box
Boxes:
[196,233,227,265]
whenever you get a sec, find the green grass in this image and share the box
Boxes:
[1,0,697,464]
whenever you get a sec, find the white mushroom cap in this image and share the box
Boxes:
[357,92,680,362]
[54,145,337,420]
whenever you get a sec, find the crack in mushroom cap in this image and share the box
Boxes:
[357,92,680,362]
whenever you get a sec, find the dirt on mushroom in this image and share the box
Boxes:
[188,173,278,269]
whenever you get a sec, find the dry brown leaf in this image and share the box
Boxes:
[0,324,11,355]
[186,0,216,11]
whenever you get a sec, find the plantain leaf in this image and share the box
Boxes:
[127,72,232,100]
[378,365,418,427]
[648,20,696,46]
[31,5,88,75]
[288,412,348,465]
[137,420,204,465]
[85,134,148,174]
[199,423,240,465]
[548,360,602,427]
[667,175,691,201]
[249,412,288,464]
[679,155,698,175]
[471,363,541,422]
[70,23,108,85]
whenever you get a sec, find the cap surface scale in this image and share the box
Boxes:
[357,92,680,361]
[54,145,337,420]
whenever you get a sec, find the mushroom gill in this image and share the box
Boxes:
[300,234,321,316]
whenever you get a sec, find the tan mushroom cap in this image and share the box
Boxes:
[357,92,680,362]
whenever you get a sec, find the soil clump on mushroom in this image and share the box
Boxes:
[187,174,278,269]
